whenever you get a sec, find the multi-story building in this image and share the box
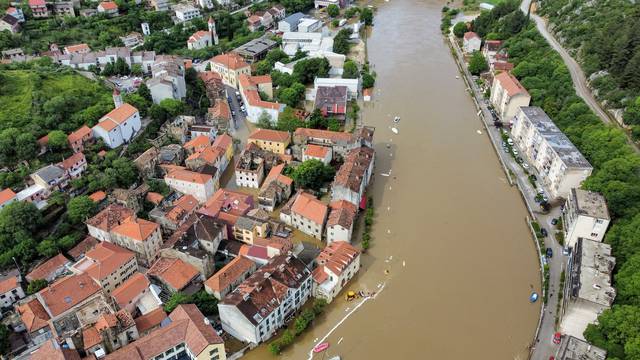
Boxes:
[60,151,87,179]
[70,242,137,294]
[197,189,254,234]
[289,192,328,239]
[258,164,293,212]
[0,14,20,33]
[147,257,201,293]
[174,4,201,22]
[54,47,156,73]
[490,72,531,121]
[209,53,251,88]
[148,55,187,104]
[187,30,212,50]
[562,188,610,248]
[165,168,216,203]
[111,272,161,315]
[238,74,284,124]
[17,298,53,346]
[106,304,226,360]
[560,239,615,340]
[281,32,333,56]
[97,1,118,16]
[204,256,256,300]
[331,146,375,208]
[149,0,170,11]
[277,12,305,32]
[218,254,311,344]
[67,125,93,153]
[28,0,49,18]
[31,164,67,193]
[110,218,163,267]
[235,143,267,189]
[92,103,141,149]
[248,128,290,154]
[26,253,71,282]
[511,107,593,199]
[86,204,135,242]
[312,241,360,303]
[326,200,357,244]
[303,144,332,165]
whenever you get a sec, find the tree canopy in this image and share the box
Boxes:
[290,159,335,191]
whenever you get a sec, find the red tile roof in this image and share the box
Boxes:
[67,125,92,143]
[86,204,135,232]
[31,339,81,360]
[75,242,135,281]
[294,127,354,143]
[463,31,479,40]
[494,72,529,97]
[304,144,330,158]
[38,273,101,317]
[111,272,149,308]
[327,200,357,229]
[88,191,107,203]
[26,254,70,282]
[146,192,164,205]
[82,326,102,349]
[110,305,222,360]
[249,128,290,143]
[61,152,86,170]
[68,236,100,261]
[65,43,90,54]
[211,53,249,70]
[183,135,211,151]
[100,103,138,124]
[0,188,16,206]
[198,189,253,220]
[204,255,254,294]
[291,192,328,225]
[212,133,232,150]
[111,217,159,242]
[17,298,50,333]
[147,257,199,291]
[166,169,213,185]
[0,275,20,294]
[98,1,118,10]
[133,307,166,334]
[316,241,359,277]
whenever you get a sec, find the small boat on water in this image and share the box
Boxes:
[328,357,341,360]
[393,116,400,123]
[529,292,539,303]
[391,127,399,134]
[313,342,330,353]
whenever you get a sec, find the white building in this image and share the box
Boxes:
[92,103,141,149]
[281,32,334,56]
[560,238,615,340]
[238,74,284,124]
[196,0,213,9]
[218,254,311,345]
[174,4,201,22]
[298,18,322,33]
[290,192,328,240]
[277,12,305,32]
[490,71,531,121]
[463,32,481,53]
[147,55,186,104]
[511,107,593,199]
[312,241,360,303]
[209,53,251,88]
[562,189,610,248]
[164,169,216,203]
[326,200,357,244]
[302,144,332,165]
[331,146,375,208]
[187,30,212,50]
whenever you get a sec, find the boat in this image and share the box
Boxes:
[380,173,390,177]
[529,292,539,303]
[393,116,400,123]
[313,342,330,353]
[329,357,341,360]
[391,127,399,134]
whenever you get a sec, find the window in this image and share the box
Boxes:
[590,232,599,237]
[209,348,218,355]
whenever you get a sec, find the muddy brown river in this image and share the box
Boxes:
[243,0,541,358]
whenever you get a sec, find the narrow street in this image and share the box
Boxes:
[448,34,567,360]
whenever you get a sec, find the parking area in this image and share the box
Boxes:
[108,75,143,93]
[224,85,247,132]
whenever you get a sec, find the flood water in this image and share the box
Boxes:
[243,0,541,358]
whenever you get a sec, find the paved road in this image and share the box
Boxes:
[519,0,640,154]
[449,34,567,360]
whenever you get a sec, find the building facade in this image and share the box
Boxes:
[490,72,531,121]
[562,188,610,248]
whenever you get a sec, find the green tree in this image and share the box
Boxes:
[333,28,353,55]
[27,279,48,295]
[67,195,97,223]
[111,158,139,187]
[164,292,191,313]
[277,82,306,107]
[342,60,359,79]
[0,324,10,356]
[47,130,68,151]
[15,133,38,161]
[290,159,335,190]
[360,7,373,26]
[277,107,306,132]
[327,118,341,131]
[192,290,218,316]
[159,98,185,118]
[453,22,467,38]
[327,4,339,17]
[293,57,330,84]
[585,305,640,359]
[468,51,488,75]
[268,341,281,355]
[256,111,275,129]
[362,72,376,88]
[36,239,59,258]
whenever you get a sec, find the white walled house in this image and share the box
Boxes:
[490,72,531,121]
[0,275,25,308]
[209,53,251,88]
[148,55,186,104]
[174,4,201,22]
[463,32,481,53]
[562,189,610,248]
[187,30,212,50]
[92,103,141,149]
[313,77,360,100]
[326,200,357,244]
[303,144,332,165]
[290,192,328,240]
[511,107,593,199]
[164,169,216,203]
[238,74,284,124]
[312,241,360,303]
[218,254,311,345]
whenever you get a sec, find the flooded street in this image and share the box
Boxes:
[244,0,541,358]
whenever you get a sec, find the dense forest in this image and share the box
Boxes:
[465,2,640,358]
[537,0,640,134]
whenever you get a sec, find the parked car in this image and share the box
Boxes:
[507,138,514,145]
[537,188,545,195]
[541,228,548,237]
[512,149,519,156]
[546,247,553,258]
[523,163,530,169]
[551,218,558,225]
[553,332,562,344]
[562,247,570,256]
